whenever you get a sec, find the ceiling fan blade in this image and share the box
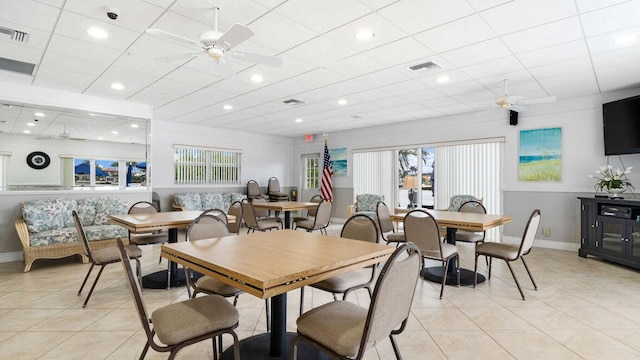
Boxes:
[215,57,236,78]
[519,96,557,105]
[145,29,204,48]
[505,95,523,104]
[155,53,202,62]
[216,24,254,49]
[509,104,527,112]
[230,51,283,67]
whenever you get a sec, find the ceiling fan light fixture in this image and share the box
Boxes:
[206,47,224,60]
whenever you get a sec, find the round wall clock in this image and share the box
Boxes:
[26,151,51,170]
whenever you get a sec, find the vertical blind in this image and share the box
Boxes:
[174,146,241,184]
[0,152,9,190]
[353,151,394,204]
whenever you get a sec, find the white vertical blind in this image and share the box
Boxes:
[435,142,502,241]
[174,146,241,184]
[0,152,9,190]
[353,151,394,205]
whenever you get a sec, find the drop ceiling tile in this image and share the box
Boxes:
[127,88,177,108]
[0,41,43,64]
[378,0,475,34]
[401,88,447,103]
[479,0,577,35]
[528,57,594,80]
[516,40,589,68]
[32,65,95,92]
[538,70,598,89]
[183,54,252,78]
[36,0,64,7]
[417,95,458,109]
[543,76,600,98]
[0,0,60,32]
[323,54,385,78]
[324,13,408,53]
[248,11,319,52]
[353,68,412,88]
[592,45,640,69]
[64,0,165,32]
[466,0,512,11]
[481,76,541,95]
[293,68,344,88]
[356,0,398,11]
[414,15,497,53]
[461,56,525,80]
[421,69,473,88]
[0,19,52,52]
[575,0,629,13]
[383,79,431,96]
[285,35,356,67]
[111,53,177,77]
[432,103,472,115]
[361,37,434,67]
[296,87,340,103]
[252,53,316,79]
[587,26,640,54]
[39,52,109,77]
[46,34,122,65]
[436,80,486,97]
[349,88,393,102]
[580,1,640,37]
[168,0,268,33]
[372,96,413,108]
[440,38,513,68]
[53,11,139,51]
[500,17,584,54]
[275,0,372,33]
[321,79,370,96]
[165,66,222,87]
[598,61,640,92]
[452,89,497,103]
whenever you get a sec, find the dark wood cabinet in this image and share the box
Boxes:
[579,197,640,269]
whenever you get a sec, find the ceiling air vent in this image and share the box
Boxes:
[0,57,35,75]
[283,99,306,105]
[408,61,441,73]
[0,25,30,43]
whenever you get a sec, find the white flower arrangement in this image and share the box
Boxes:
[588,165,634,192]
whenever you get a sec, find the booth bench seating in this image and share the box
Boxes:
[15,197,131,272]
[172,192,246,212]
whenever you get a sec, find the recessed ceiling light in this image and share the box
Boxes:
[338,99,348,106]
[110,82,124,90]
[87,27,108,39]
[23,130,31,134]
[223,104,233,110]
[251,74,263,83]
[295,118,303,123]
[615,35,637,45]
[436,75,450,84]
[111,131,119,135]
[34,112,44,117]
[130,123,139,128]
[97,137,103,140]
[355,29,374,41]
[26,122,35,127]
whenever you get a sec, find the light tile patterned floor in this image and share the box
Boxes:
[2,224,640,359]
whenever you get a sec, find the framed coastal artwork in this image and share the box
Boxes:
[518,127,562,182]
[329,147,347,176]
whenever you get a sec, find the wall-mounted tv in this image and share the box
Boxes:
[603,94,640,156]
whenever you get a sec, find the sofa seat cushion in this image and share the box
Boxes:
[83,225,128,241]
[201,193,224,211]
[76,198,99,226]
[94,197,131,225]
[22,198,78,233]
[30,227,78,247]
[174,193,202,211]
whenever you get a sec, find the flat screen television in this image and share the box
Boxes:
[603,94,640,155]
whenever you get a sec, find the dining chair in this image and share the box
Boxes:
[376,201,405,246]
[267,176,289,201]
[299,214,378,315]
[115,238,240,360]
[251,195,282,227]
[292,243,422,360]
[455,200,488,266]
[184,213,271,332]
[127,201,169,264]
[292,194,323,225]
[294,200,332,235]
[241,199,280,233]
[474,209,541,300]
[404,209,459,299]
[201,208,229,224]
[227,201,243,235]
[246,179,261,200]
[72,210,142,308]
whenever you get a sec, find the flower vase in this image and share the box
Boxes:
[607,188,625,198]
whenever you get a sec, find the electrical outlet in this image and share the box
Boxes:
[542,227,550,237]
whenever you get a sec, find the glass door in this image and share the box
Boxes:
[398,147,434,209]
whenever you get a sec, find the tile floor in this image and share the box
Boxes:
[2,225,640,359]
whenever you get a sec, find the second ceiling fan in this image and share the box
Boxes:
[491,79,557,112]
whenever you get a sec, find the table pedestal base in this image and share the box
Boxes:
[422,266,485,286]
[220,333,331,360]
[141,270,187,289]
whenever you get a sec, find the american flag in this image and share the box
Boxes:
[320,138,333,201]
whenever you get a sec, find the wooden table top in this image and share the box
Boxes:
[161,229,394,299]
[110,211,235,233]
[391,209,511,232]
[251,201,318,212]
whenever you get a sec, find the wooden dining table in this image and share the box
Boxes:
[251,200,318,229]
[110,211,235,289]
[391,209,512,285]
[161,229,395,359]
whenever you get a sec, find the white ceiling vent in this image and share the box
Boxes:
[0,25,30,43]
[283,99,306,105]
[408,61,441,73]
[0,57,35,75]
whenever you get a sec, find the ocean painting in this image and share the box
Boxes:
[519,127,562,182]
[330,147,348,176]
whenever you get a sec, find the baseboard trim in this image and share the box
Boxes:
[503,236,579,252]
[0,251,23,263]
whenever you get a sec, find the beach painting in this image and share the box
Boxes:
[519,127,562,182]
[330,147,348,176]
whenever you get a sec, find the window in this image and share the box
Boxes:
[174,145,241,184]
[304,157,319,189]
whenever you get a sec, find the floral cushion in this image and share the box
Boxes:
[93,197,131,225]
[29,227,78,246]
[355,194,383,213]
[174,193,202,211]
[448,195,480,212]
[76,198,99,226]
[201,193,224,211]
[22,198,78,234]
[83,225,128,241]
[223,193,246,212]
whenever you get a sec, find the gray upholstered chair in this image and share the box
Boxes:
[72,210,141,308]
[267,176,289,201]
[246,179,261,200]
[474,209,541,300]
[294,200,331,235]
[292,243,422,360]
[404,209,459,299]
[292,194,323,225]
[201,208,228,224]
[227,201,243,235]
[115,238,240,360]
[127,201,169,253]
[298,214,378,315]
[376,201,405,245]
[251,195,283,228]
[241,199,280,233]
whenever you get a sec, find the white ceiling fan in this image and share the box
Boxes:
[145,6,282,77]
[490,79,557,112]
[36,124,85,141]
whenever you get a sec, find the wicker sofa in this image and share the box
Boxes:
[172,192,246,212]
[15,197,131,272]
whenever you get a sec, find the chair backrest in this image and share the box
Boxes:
[186,214,230,242]
[359,243,421,355]
[227,201,243,234]
[72,210,94,262]
[458,200,486,214]
[201,208,228,224]
[307,195,324,217]
[247,180,260,199]
[355,194,383,212]
[128,201,158,215]
[448,194,480,212]
[312,200,332,229]
[341,214,379,243]
[267,177,281,193]
[251,196,269,218]
[115,238,154,344]
[375,201,394,233]
[151,192,161,212]
[403,209,443,258]
[241,199,259,230]
[518,209,541,257]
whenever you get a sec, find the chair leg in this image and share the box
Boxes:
[83,264,106,308]
[135,258,142,291]
[505,260,526,300]
[184,268,193,298]
[78,263,95,295]
[139,342,151,360]
[389,334,402,360]
[456,255,461,287]
[232,295,239,307]
[473,253,479,288]
[166,261,171,290]
[488,257,493,279]
[440,259,450,299]
[213,337,219,360]
[521,257,538,290]
[265,299,271,332]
